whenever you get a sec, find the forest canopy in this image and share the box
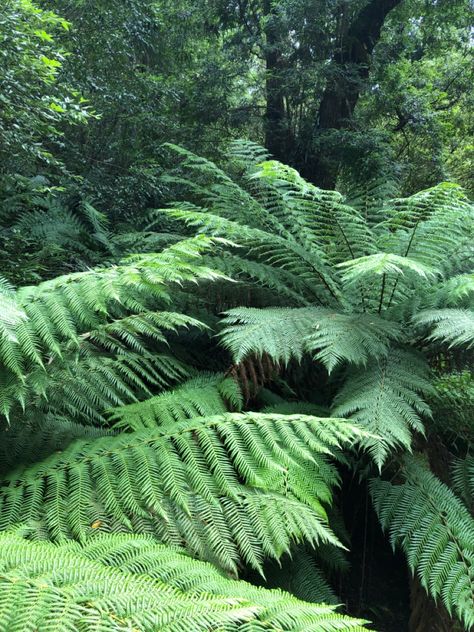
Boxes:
[0,0,473,630]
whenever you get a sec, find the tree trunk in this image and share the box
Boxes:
[263,0,291,160]
[306,0,402,188]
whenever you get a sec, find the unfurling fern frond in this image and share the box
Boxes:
[0,412,362,572]
[332,350,432,467]
[370,458,474,630]
[220,306,401,372]
[109,373,242,431]
[0,532,369,632]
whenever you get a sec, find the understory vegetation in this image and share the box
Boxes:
[0,0,473,630]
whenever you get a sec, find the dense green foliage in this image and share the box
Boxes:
[0,0,473,630]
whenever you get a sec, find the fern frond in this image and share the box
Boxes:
[220,307,317,365]
[14,196,109,258]
[0,532,369,631]
[414,308,474,348]
[377,182,474,273]
[220,306,401,372]
[259,547,338,604]
[429,371,474,443]
[252,160,376,265]
[370,458,474,630]
[109,373,242,431]
[304,311,402,373]
[425,274,474,309]
[332,350,432,467]
[339,170,399,225]
[0,236,223,416]
[163,207,341,305]
[226,139,272,166]
[452,456,474,512]
[68,532,336,606]
[34,350,190,424]
[338,253,439,286]
[0,415,110,475]
[0,413,362,571]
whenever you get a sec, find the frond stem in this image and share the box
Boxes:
[386,220,419,310]
[378,273,386,314]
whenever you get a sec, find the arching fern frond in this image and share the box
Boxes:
[414,308,474,349]
[72,533,340,605]
[332,349,432,468]
[0,413,362,571]
[0,236,223,416]
[370,458,474,630]
[0,532,369,632]
[377,182,474,274]
[220,306,401,373]
[108,373,242,431]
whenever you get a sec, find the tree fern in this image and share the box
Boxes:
[370,457,474,630]
[0,531,369,631]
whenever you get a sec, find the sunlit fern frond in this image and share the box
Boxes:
[0,531,369,632]
[0,236,223,416]
[0,412,363,572]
